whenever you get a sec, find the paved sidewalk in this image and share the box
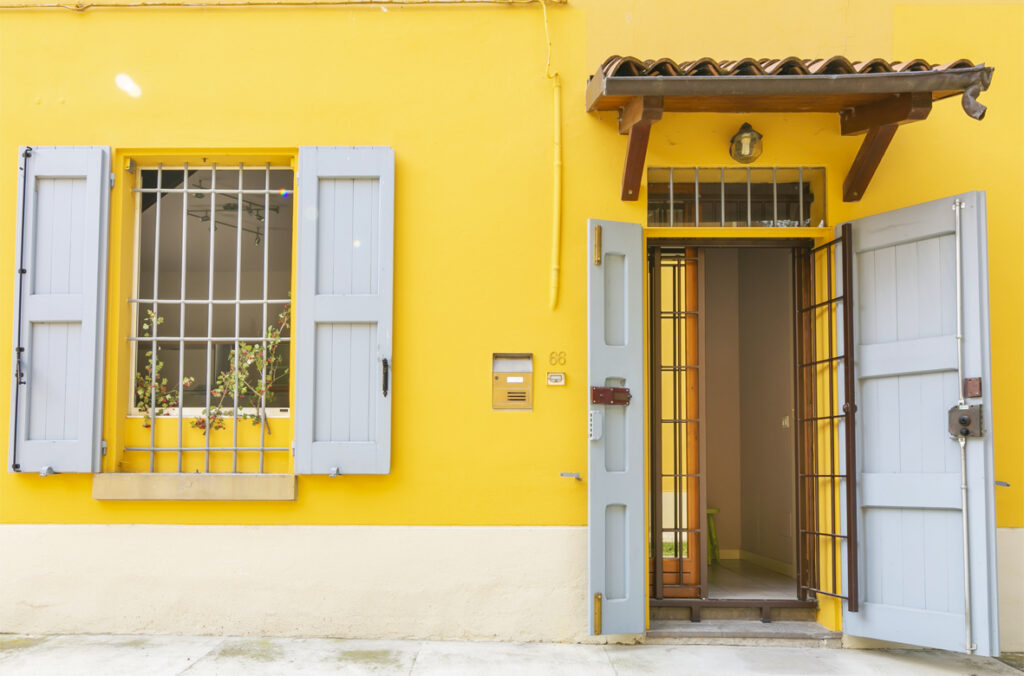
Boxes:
[0,634,1019,675]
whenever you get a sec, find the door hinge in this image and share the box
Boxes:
[100,440,107,457]
[948,404,983,438]
[593,593,603,635]
[593,225,602,266]
[591,386,631,405]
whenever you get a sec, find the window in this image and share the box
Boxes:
[11,146,394,477]
[127,163,294,473]
[647,167,827,228]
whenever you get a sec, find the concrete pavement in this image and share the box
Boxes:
[0,634,1020,675]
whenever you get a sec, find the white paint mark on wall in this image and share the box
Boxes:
[114,74,142,98]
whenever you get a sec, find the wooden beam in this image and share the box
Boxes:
[843,125,898,202]
[622,123,652,201]
[619,96,662,200]
[618,95,663,134]
[840,92,932,136]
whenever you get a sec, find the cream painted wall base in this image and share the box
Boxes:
[0,525,589,642]
[996,528,1024,652]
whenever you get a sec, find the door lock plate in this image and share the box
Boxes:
[948,404,983,438]
[591,386,631,406]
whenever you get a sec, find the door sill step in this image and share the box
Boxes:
[645,620,842,647]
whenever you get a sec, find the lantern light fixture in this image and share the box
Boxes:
[729,122,763,164]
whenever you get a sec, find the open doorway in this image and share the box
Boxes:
[648,240,839,618]
[703,247,796,600]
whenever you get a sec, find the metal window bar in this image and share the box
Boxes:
[772,167,778,227]
[720,168,725,228]
[178,162,188,472]
[205,164,216,471]
[260,162,271,473]
[149,165,162,470]
[694,168,699,227]
[668,168,674,228]
[793,225,858,610]
[746,167,751,227]
[651,167,825,228]
[127,163,293,474]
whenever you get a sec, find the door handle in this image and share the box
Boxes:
[382,358,389,397]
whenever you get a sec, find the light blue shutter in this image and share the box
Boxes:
[294,147,394,475]
[9,146,110,473]
[587,219,645,635]
[843,192,1000,656]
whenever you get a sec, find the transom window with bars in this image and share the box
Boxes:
[128,163,294,473]
[647,167,827,228]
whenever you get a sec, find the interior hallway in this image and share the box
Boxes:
[708,559,796,600]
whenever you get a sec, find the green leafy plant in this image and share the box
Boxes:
[134,309,195,428]
[191,305,291,435]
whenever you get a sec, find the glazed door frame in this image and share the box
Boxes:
[648,245,708,601]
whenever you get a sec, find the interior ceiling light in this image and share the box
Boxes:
[729,122,763,164]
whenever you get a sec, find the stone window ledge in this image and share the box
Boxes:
[93,473,296,501]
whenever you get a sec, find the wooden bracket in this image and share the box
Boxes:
[843,125,897,202]
[840,92,932,136]
[841,93,931,202]
[619,96,663,201]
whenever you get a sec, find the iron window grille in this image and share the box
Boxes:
[647,167,827,228]
[127,163,293,473]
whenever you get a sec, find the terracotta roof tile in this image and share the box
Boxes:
[599,56,978,79]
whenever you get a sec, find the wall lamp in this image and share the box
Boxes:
[729,123,763,164]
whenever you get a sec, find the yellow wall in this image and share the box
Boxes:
[0,1,1021,539]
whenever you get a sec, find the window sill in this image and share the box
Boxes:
[92,473,296,501]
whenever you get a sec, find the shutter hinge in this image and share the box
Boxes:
[14,347,26,385]
[101,440,108,457]
[109,172,115,188]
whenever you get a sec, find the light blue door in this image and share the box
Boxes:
[843,192,999,656]
[587,219,645,635]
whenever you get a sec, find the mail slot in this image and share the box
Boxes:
[493,353,533,410]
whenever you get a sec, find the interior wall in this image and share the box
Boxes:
[738,248,796,568]
[703,249,742,554]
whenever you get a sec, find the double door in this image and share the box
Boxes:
[587,193,1000,656]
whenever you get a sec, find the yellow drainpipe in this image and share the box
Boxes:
[536,0,562,310]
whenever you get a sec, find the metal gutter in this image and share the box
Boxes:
[586,65,993,119]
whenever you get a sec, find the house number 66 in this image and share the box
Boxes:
[549,351,567,366]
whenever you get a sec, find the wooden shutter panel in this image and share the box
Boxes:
[587,219,645,635]
[9,146,110,473]
[294,147,394,475]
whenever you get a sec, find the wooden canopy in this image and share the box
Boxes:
[586,57,994,202]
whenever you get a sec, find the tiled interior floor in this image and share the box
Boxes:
[708,558,797,599]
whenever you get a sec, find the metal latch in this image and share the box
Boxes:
[948,404,983,438]
[588,410,603,440]
[591,386,631,405]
